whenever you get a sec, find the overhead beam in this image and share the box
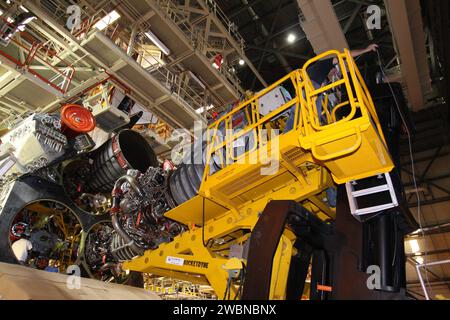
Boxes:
[402,149,450,167]
[402,168,450,196]
[403,173,450,189]
[406,221,450,239]
[406,257,446,281]
[406,147,443,202]
[249,0,290,89]
[384,0,432,111]
[406,249,450,257]
[247,8,365,68]
[28,66,96,72]
[407,278,450,286]
[25,2,108,70]
[247,45,309,60]
[409,195,450,208]
[399,130,450,155]
[296,0,349,54]
[343,4,363,34]
[196,0,268,87]
[237,1,297,32]
[228,0,266,19]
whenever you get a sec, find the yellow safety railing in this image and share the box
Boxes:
[301,50,359,131]
[203,71,302,175]
[201,49,391,185]
[299,49,388,161]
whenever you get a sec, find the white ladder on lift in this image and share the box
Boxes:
[345,172,398,219]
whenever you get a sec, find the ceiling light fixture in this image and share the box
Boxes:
[188,71,205,90]
[93,10,121,31]
[409,239,420,253]
[287,33,296,44]
[145,30,170,56]
[195,104,214,114]
[15,12,37,30]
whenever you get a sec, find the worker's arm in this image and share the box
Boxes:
[332,44,379,63]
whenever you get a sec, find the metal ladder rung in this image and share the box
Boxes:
[345,172,399,219]
[351,184,390,197]
[353,203,398,216]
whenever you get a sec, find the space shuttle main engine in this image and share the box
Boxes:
[88,129,158,192]
[109,167,185,261]
[168,153,206,207]
[105,148,204,260]
[104,137,212,261]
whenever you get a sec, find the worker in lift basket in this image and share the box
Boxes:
[284,43,379,132]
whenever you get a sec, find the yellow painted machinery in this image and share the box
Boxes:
[120,49,397,299]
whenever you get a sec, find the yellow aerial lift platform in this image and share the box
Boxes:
[122,49,396,299]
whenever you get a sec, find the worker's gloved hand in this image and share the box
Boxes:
[365,44,379,53]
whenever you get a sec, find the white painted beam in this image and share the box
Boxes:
[384,0,432,111]
[297,0,349,54]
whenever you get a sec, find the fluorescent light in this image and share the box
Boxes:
[188,71,205,90]
[0,10,3,15]
[238,59,245,66]
[19,5,29,12]
[145,30,170,55]
[21,16,36,25]
[6,17,14,23]
[93,10,121,31]
[409,239,420,253]
[287,33,296,44]
[195,104,214,114]
[0,71,13,83]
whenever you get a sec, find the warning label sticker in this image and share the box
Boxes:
[166,256,184,266]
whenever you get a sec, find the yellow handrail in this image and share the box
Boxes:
[202,49,390,183]
[301,50,359,131]
[311,127,362,161]
[331,101,351,122]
